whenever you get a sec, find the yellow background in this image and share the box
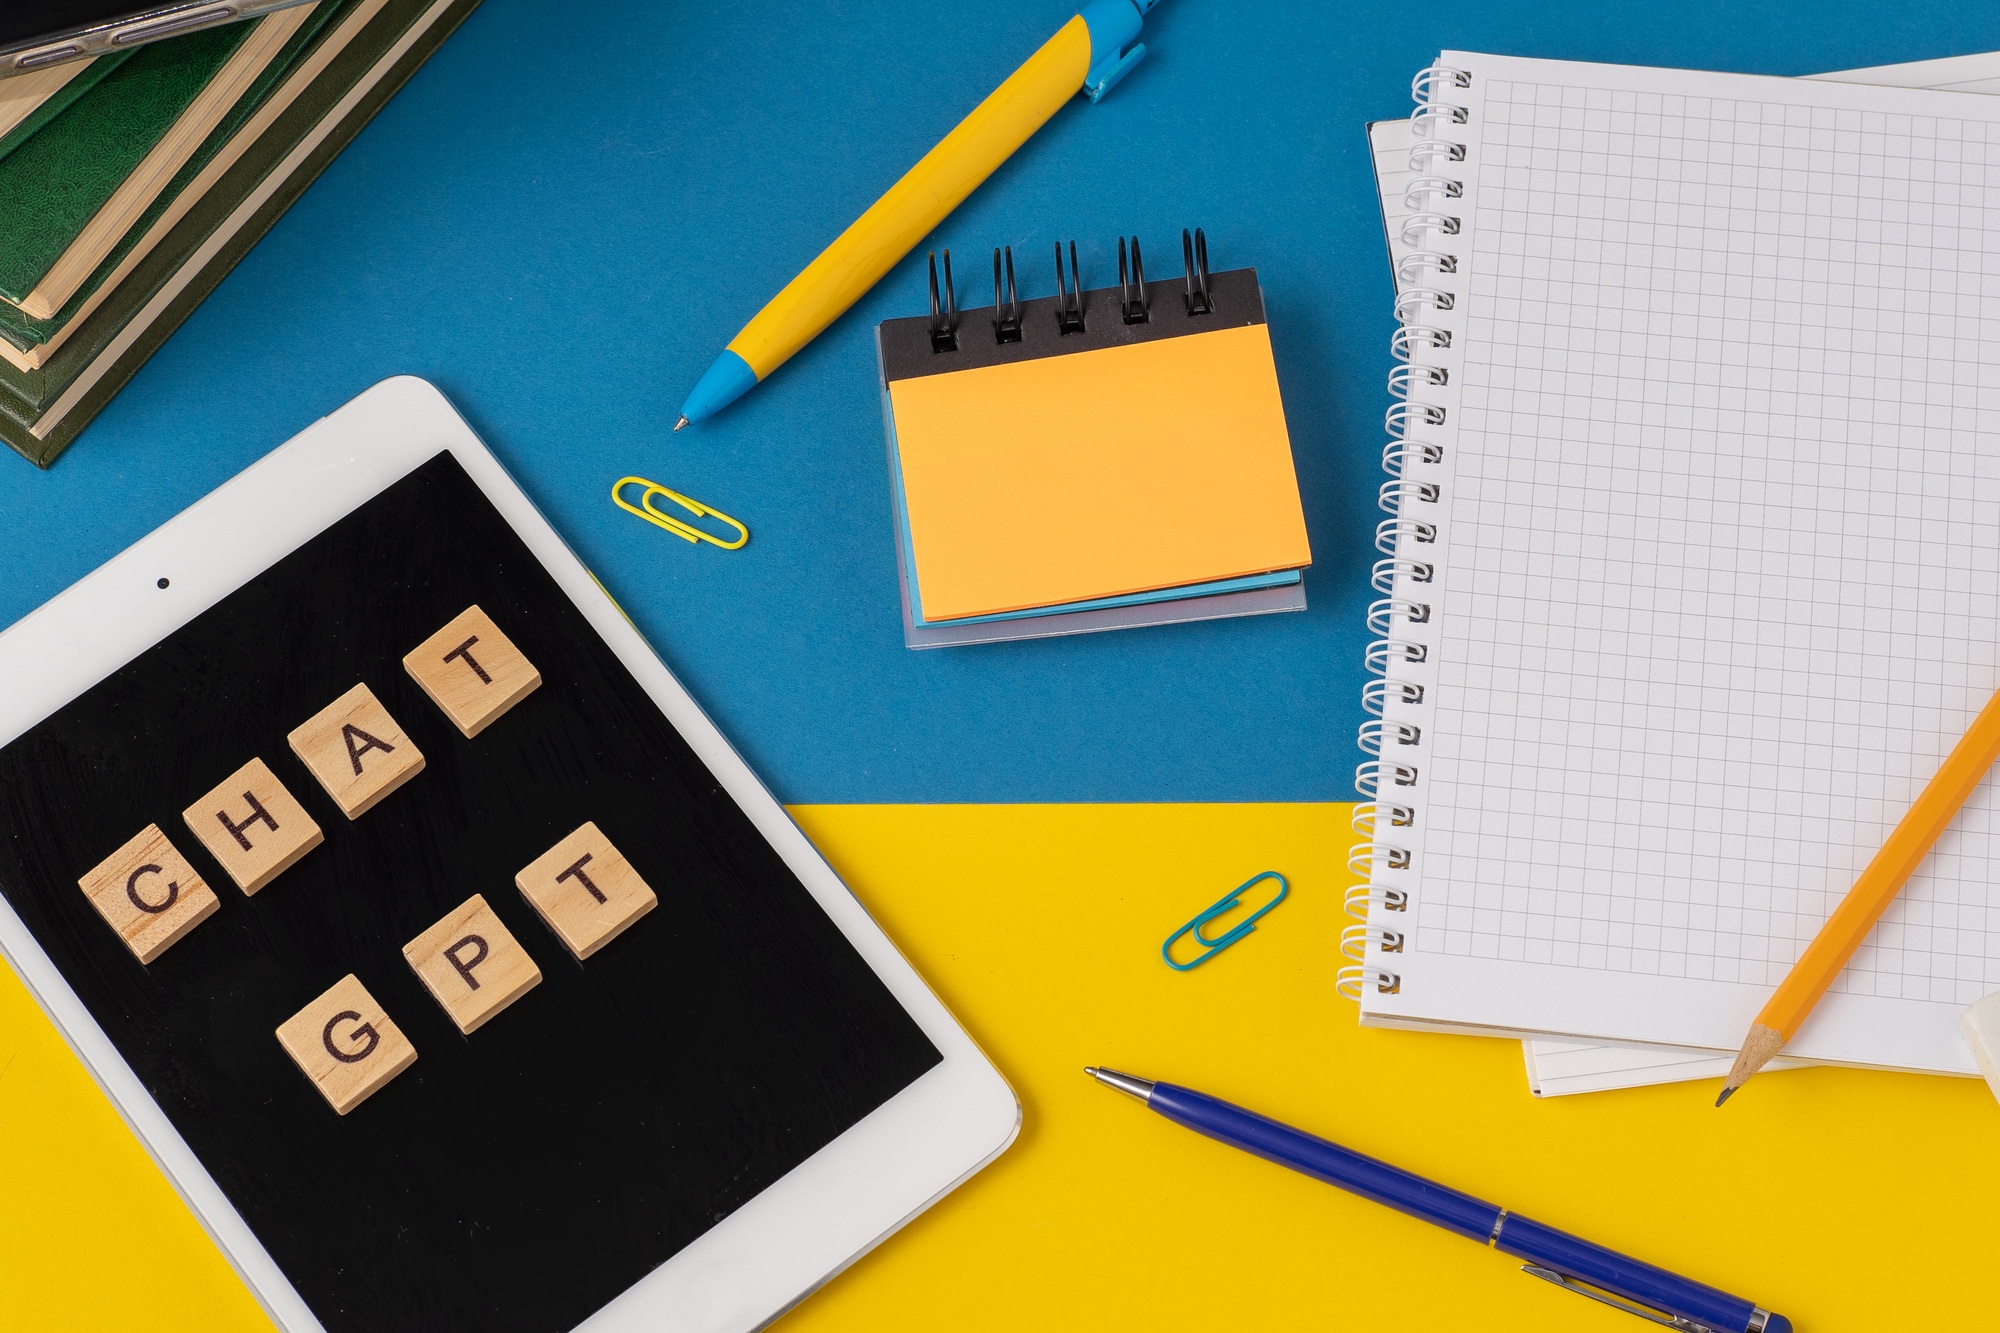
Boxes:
[3,803,1997,1330]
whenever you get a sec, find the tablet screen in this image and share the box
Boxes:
[0,452,940,1332]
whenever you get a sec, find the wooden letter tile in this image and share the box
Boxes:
[182,757,323,895]
[403,605,541,738]
[402,894,542,1034]
[276,974,418,1115]
[516,822,657,960]
[76,824,219,964]
[287,682,426,819]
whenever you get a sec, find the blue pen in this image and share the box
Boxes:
[1086,1068,1792,1333]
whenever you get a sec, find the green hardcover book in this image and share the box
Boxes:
[0,2,343,349]
[0,24,252,307]
[0,52,135,166]
[0,0,479,466]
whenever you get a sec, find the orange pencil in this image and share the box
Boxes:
[1718,679,2000,1105]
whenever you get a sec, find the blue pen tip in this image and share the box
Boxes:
[676,350,758,428]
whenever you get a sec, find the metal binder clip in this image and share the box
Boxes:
[992,246,1023,344]
[927,249,958,353]
[1161,871,1289,971]
[1118,235,1149,325]
[612,476,749,549]
[1054,240,1085,334]
[1182,227,1213,315]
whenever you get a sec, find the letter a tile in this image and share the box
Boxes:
[276,974,417,1115]
[288,682,426,819]
[183,758,323,895]
[403,894,542,1034]
[76,824,219,964]
[403,605,541,738]
[516,822,658,960]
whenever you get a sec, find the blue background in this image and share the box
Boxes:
[5,0,2000,804]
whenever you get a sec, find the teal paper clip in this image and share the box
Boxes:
[1161,871,1289,971]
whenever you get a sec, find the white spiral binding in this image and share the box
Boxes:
[1353,760,1419,799]
[1385,363,1447,400]
[1385,401,1445,436]
[1340,63,1468,1006]
[1370,558,1432,594]
[1392,287,1454,322]
[1346,842,1410,876]
[1397,215,1459,250]
[1375,511,1438,550]
[1389,323,1450,360]
[1363,639,1426,676]
[1381,440,1443,479]
[1345,885,1408,918]
[1361,677,1423,717]
[1340,924,1406,962]
[1356,719,1421,756]
[1409,136,1464,166]
[1335,966,1402,1000]
[1376,481,1439,517]
[1365,598,1429,635]
[1395,251,1457,284]
[1350,802,1414,836]
[1402,176,1463,207]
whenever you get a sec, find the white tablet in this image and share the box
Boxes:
[0,377,1017,1333]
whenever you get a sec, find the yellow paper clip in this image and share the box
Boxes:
[612,476,749,549]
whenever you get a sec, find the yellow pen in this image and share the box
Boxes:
[674,0,1164,429]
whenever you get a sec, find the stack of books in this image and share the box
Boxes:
[0,0,478,467]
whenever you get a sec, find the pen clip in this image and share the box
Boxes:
[1521,1267,1713,1333]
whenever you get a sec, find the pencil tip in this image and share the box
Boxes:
[673,415,689,431]
[1720,1023,1786,1106]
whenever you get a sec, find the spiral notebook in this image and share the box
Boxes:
[1364,50,2000,1095]
[1347,50,2000,1079]
[876,242,1312,648]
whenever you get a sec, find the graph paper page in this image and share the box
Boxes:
[1361,53,2000,1074]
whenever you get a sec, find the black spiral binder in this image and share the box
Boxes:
[927,251,959,352]
[883,231,1250,384]
[1054,241,1086,334]
[992,246,1025,343]
[1117,235,1147,323]
[1338,65,1471,1002]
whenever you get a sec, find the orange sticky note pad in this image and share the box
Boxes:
[887,321,1311,622]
